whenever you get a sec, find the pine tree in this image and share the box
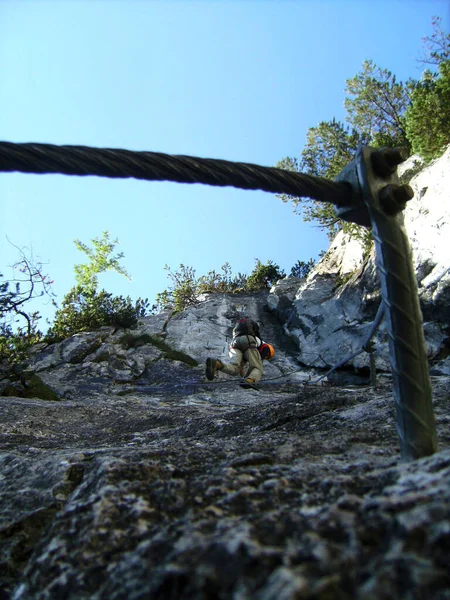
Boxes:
[277,120,364,239]
[405,60,450,161]
[344,60,413,150]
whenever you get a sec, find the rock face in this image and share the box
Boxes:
[1,290,450,599]
[269,147,450,376]
[1,150,450,599]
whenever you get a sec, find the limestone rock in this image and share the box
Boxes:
[1,371,449,599]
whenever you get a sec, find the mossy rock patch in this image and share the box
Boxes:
[23,373,60,401]
[118,333,198,367]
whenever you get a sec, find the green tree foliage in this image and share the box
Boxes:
[344,59,412,150]
[197,262,248,294]
[300,119,365,179]
[73,231,131,292]
[154,259,285,313]
[277,120,368,240]
[404,17,450,162]
[0,246,55,363]
[279,61,412,189]
[49,232,148,340]
[417,16,450,67]
[154,264,199,314]
[290,258,315,278]
[49,286,149,341]
[405,60,450,161]
[246,259,285,291]
[275,19,450,240]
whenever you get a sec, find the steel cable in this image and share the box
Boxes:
[0,140,437,460]
[0,141,351,206]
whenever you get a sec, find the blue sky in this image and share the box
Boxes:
[1,0,448,327]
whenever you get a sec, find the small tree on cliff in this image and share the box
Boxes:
[290,258,316,279]
[73,231,131,292]
[246,260,285,291]
[49,232,148,340]
[0,245,55,362]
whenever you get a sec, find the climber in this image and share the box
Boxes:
[205,317,275,390]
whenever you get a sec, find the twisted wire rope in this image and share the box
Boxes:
[0,141,351,206]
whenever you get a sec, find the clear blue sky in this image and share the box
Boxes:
[1,0,448,327]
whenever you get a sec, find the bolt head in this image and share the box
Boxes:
[371,147,409,177]
[379,184,414,215]
[393,184,414,203]
[384,147,409,167]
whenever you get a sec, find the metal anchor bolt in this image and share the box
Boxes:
[371,147,409,177]
[379,184,414,215]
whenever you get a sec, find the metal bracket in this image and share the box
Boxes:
[333,147,437,460]
[334,147,413,226]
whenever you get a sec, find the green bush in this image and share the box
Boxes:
[197,262,247,294]
[154,264,200,314]
[0,327,43,364]
[246,260,285,291]
[155,262,250,313]
[154,259,285,313]
[48,286,149,341]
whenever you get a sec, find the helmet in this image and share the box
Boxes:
[259,343,275,360]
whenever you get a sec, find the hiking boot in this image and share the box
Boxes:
[205,358,222,381]
[240,377,260,390]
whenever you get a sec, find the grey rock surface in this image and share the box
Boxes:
[0,290,449,599]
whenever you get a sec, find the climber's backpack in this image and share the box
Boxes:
[233,318,260,338]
